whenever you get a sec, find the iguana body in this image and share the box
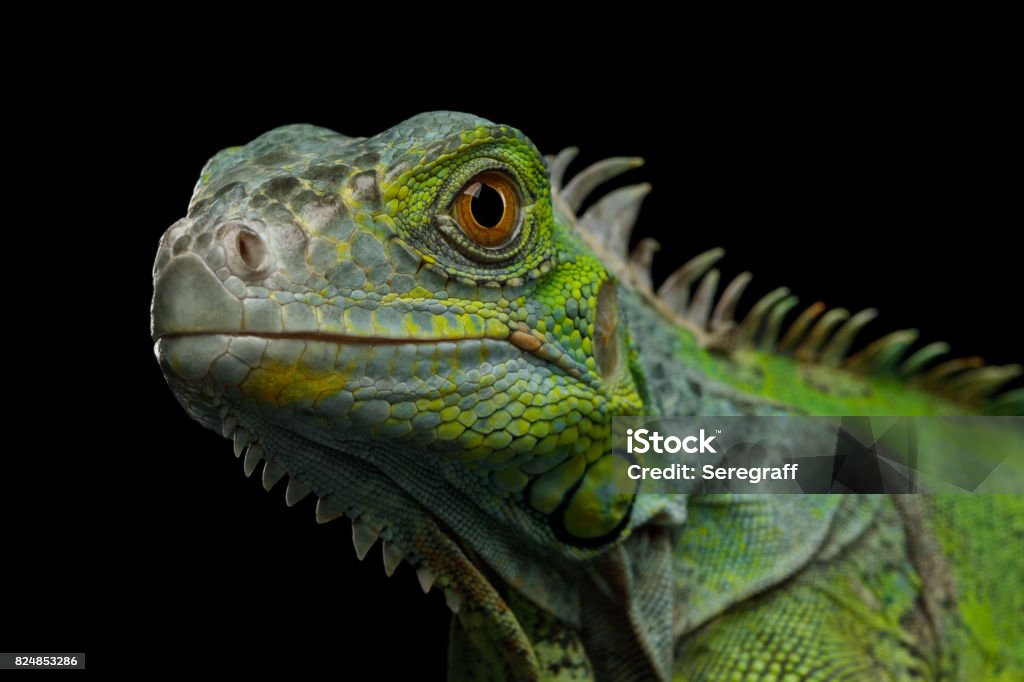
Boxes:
[152,113,1023,680]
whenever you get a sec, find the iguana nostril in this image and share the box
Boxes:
[236,230,267,271]
[223,223,272,279]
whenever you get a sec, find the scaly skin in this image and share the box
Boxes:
[152,112,1023,680]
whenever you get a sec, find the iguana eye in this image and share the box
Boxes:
[452,171,521,248]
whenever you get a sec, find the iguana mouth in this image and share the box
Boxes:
[158,329,591,382]
[158,331,483,345]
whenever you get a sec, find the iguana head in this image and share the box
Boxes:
[152,113,648,611]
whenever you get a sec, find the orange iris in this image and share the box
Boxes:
[453,171,520,248]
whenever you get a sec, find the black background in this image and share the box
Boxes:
[8,59,1019,676]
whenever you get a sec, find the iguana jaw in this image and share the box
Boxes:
[151,250,625,626]
[156,359,499,619]
[154,335,588,650]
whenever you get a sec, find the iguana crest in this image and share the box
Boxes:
[549,146,1021,414]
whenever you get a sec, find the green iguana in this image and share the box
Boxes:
[151,112,1024,681]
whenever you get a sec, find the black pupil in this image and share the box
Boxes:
[470,183,505,228]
